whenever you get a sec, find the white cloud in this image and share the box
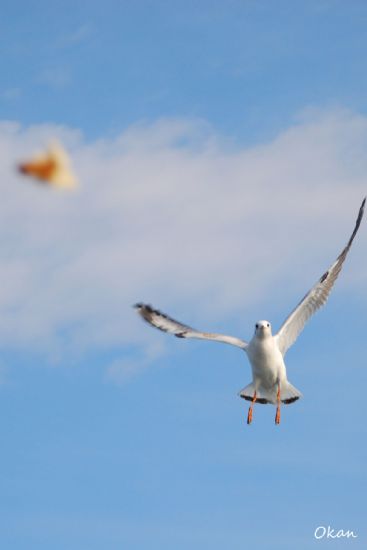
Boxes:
[58,23,94,47]
[0,108,366,363]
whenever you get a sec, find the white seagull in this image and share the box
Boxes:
[135,199,365,424]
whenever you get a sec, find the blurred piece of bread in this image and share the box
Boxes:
[18,142,77,188]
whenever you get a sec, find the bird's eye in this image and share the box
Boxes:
[255,324,259,329]
[267,323,270,327]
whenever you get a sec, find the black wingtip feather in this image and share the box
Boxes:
[357,197,365,224]
[348,197,365,245]
[134,303,154,313]
[133,303,155,323]
[319,270,329,283]
[337,197,366,260]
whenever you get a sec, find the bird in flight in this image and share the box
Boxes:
[135,198,365,425]
[17,142,77,189]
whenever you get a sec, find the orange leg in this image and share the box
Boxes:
[247,391,257,425]
[275,384,281,425]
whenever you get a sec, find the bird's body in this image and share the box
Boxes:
[241,321,301,415]
[135,198,365,424]
[245,323,287,402]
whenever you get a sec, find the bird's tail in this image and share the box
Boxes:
[238,383,272,404]
[281,382,302,404]
[238,381,302,405]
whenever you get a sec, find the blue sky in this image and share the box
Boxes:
[0,2,366,549]
[3,0,367,141]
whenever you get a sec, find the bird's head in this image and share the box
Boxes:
[255,320,272,338]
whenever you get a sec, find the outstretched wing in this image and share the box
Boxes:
[275,198,365,356]
[134,303,247,349]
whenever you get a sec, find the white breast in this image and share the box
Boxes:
[246,335,286,388]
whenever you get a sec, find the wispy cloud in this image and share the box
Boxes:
[58,23,94,47]
[105,340,166,385]
[0,108,366,363]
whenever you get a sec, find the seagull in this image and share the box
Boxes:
[17,141,77,189]
[135,198,365,425]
